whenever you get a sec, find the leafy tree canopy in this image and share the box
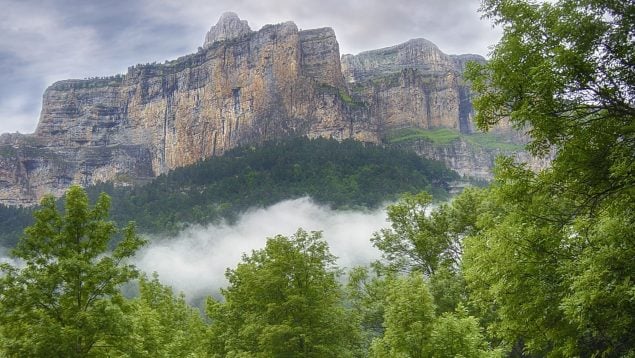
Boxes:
[371,188,484,276]
[0,185,146,357]
[126,273,208,357]
[207,229,360,357]
[463,0,635,355]
[467,0,634,202]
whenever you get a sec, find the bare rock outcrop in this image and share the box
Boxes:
[341,39,484,135]
[0,14,535,206]
[203,12,252,48]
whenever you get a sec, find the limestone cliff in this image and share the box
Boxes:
[393,138,550,181]
[203,12,252,48]
[0,13,533,206]
[341,39,486,135]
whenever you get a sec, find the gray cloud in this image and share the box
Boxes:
[0,246,21,268]
[134,197,388,300]
[0,0,500,134]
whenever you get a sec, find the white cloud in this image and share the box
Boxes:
[0,198,390,299]
[0,246,21,268]
[133,197,388,300]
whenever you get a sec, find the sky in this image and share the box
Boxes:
[0,0,501,134]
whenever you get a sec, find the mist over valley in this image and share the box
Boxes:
[134,197,388,299]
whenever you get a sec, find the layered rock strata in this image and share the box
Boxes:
[0,13,528,205]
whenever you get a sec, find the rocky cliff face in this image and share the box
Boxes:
[393,138,550,181]
[0,13,532,206]
[341,39,485,135]
[203,12,252,48]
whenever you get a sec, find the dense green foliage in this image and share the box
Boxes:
[0,137,457,247]
[462,177,635,356]
[462,0,635,355]
[1,0,632,356]
[0,204,33,249]
[467,0,634,198]
[371,190,481,276]
[0,186,146,357]
[207,230,360,357]
[354,190,499,357]
[0,188,213,357]
[96,137,455,235]
[127,274,208,356]
[368,272,436,358]
[364,0,635,354]
[368,273,496,358]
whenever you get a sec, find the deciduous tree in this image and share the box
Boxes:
[207,229,360,357]
[0,185,146,357]
[464,0,635,355]
[127,273,207,357]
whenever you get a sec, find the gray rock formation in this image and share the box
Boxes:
[0,15,535,206]
[342,38,455,83]
[341,39,484,134]
[394,138,548,181]
[203,12,252,48]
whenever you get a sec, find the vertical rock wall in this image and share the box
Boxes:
[0,13,534,206]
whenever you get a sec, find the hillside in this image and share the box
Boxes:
[0,137,458,247]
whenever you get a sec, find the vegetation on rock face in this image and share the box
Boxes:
[386,127,524,151]
[386,127,461,145]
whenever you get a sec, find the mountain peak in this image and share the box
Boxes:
[203,12,252,48]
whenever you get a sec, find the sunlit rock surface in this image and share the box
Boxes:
[0,13,532,205]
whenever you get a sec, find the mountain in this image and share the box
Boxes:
[0,12,530,206]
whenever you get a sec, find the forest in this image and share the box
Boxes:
[0,0,633,356]
[0,136,458,247]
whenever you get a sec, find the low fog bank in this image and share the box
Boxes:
[0,247,20,267]
[134,197,389,299]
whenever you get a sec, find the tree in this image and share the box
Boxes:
[369,272,435,358]
[464,0,635,355]
[371,189,484,276]
[0,185,146,357]
[371,189,485,317]
[126,273,207,357]
[346,265,397,356]
[425,306,501,358]
[206,229,360,357]
[463,178,635,356]
[368,273,496,358]
[371,192,451,275]
[467,0,634,201]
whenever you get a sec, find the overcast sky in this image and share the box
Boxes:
[0,0,500,134]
